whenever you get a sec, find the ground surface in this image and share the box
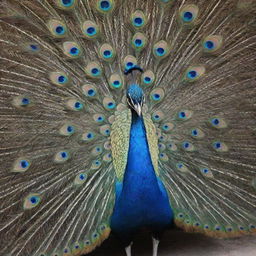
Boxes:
[89,228,256,256]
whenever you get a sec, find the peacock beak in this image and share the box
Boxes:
[134,103,142,117]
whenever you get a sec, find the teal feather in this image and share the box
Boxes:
[0,0,256,256]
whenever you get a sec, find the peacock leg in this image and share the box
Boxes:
[152,237,160,256]
[125,242,133,256]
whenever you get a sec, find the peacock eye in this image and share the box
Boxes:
[63,42,81,58]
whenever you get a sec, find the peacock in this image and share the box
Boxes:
[0,0,256,255]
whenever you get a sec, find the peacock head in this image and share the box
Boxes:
[127,84,145,117]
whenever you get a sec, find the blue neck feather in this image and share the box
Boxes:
[111,111,173,241]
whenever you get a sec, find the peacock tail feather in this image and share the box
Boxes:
[0,0,255,255]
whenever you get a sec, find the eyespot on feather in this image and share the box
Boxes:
[54,151,70,163]
[63,41,82,58]
[91,159,102,170]
[93,114,106,124]
[81,131,96,142]
[12,95,32,108]
[12,158,31,172]
[209,117,227,129]
[92,146,103,156]
[49,72,69,86]
[159,153,169,162]
[167,141,177,151]
[85,62,102,79]
[131,10,147,29]
[132,32,147,51]
[82,84,98,98]
[181,141,195,152]
[190,128,205,139]
[65,99,84,111]
[109,74,124,89]
[59,124,75,136]
[177,110,193,120]
[202,35,223,53]
[47,19,67,38]
[141,70,155,86]
[56,0,76,9]
[184,66,205,82]
[103,152,112,162]
[212,141,228,152]
[103,97,116,110]
[150,88,165,103]
[200,167,214,178]
[99,43,116,62]
[24,43,41,53]
[152,110,165,122]
[176,162,189,173]
[123,55,138,71]
[82,20,100,39]
[23,193,41,210]
[96,0,115,13]
[179,4,199,24]
[162,122,175,132]
[153,40,170,59]
[74,172,87,185]
[100,124,111,136]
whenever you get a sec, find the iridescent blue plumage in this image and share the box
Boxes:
[111,85,173,245]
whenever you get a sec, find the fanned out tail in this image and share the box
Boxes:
[0,0,256,256]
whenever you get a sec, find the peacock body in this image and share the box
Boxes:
[0,0,256,255]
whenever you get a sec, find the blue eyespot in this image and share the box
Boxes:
[92,68,99,75]
[74,101,83,110]
[179,111,186,118]
[62,0,73,7]
[103,50,111,58]
[61,151,68,159]
[156,47,165,56]
[192,129,198,136]
[202,168,209,174]
[135,39,142,46]
[30,196,39,204]
[177,163,184,169]
[87,133,93,139]
[87,27,96,35]
[21,98,30,106]
[58,75,67,84]
[29,44,39,51]
[70,47,80,56]
[93,114,105,124]
[183,11,193,22]
[152,93,160,101]
[55,26,65,35]
[215,226,221,231]
[204,40,214,50]
[79,174,86,180]
[67,126,74,133]
[98,0,112,11]
[88,89,96,96]
[144,77,151,83]
[108,102,115,109]
[213,142,221,149]
[212,118,219,126]
[187,70,197,79]
[134,17,143,26]
[183,142,190,149]
[20,160,30,169]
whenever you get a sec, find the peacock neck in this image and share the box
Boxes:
[122,110,160,195]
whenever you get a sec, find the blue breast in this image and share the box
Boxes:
[111,112,173,240]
